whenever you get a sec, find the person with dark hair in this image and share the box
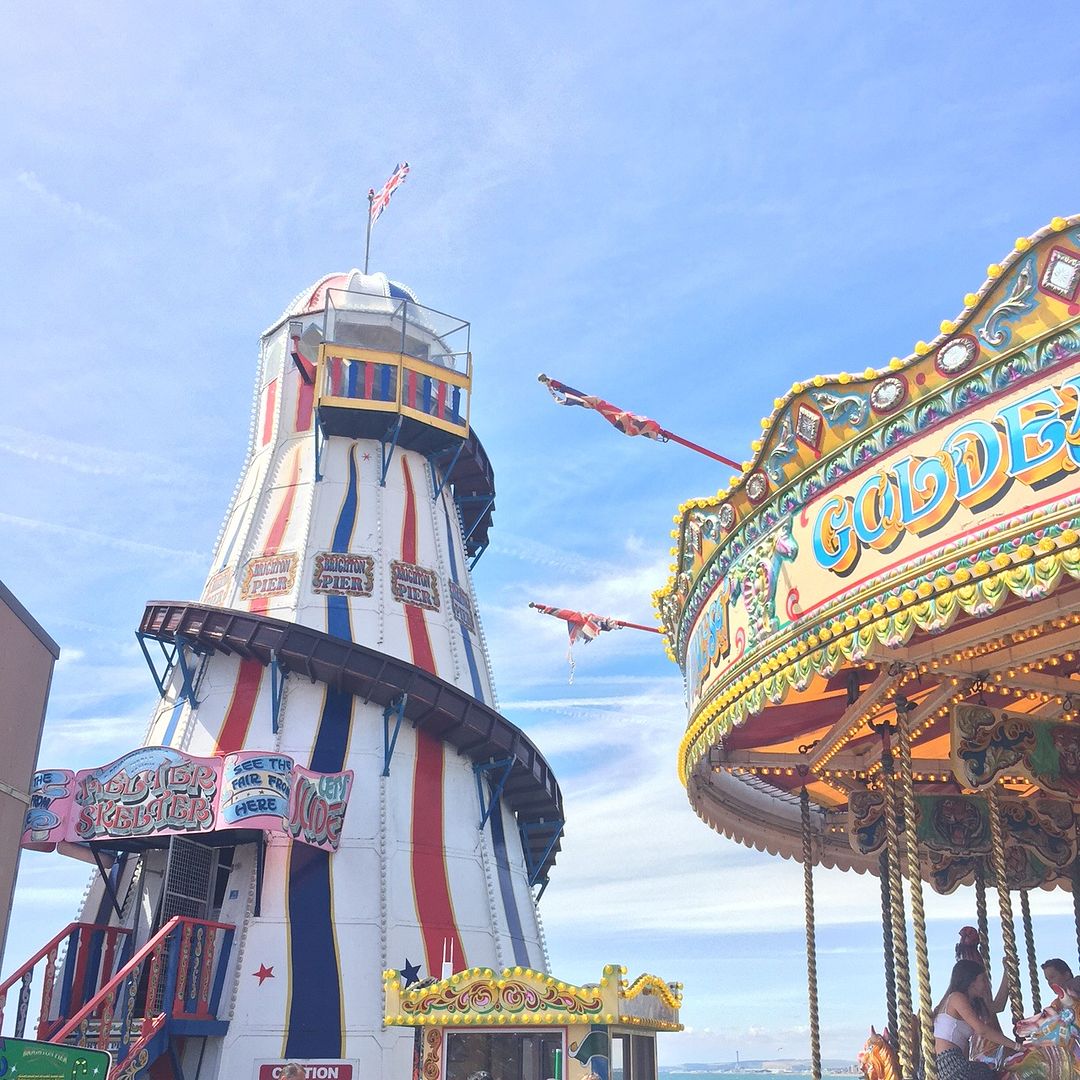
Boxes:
[1042,958,1074,1001]
[934,959,1021,1080]
[953,926,1008,1062]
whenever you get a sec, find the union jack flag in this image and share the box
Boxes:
[369,162,410,225]
[538,374,664,440]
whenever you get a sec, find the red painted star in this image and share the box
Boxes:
[362,452,372,461]
[253,964,275,985]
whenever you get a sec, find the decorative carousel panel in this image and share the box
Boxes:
[952,702,1080,800]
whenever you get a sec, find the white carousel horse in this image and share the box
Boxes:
[1002,990,1080,1080]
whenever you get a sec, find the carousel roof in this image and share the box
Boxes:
[657,214,1080,889]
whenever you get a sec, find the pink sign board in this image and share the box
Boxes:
[23,747,353,854]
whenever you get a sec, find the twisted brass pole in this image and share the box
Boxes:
[881,733,914,1079]
[800,786,822,1080]
[1020,890,1041,1012]
[987,787,1024,1025]
[879,847,899,1041]
[975,864,991,972]
[894,718,937,1080]
[1072,823,1080,971]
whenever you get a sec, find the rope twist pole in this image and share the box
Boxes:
[975,865,991,972]
[881,736,914,1078]
[894,720,937,1080]
[1072,822,1080,972]
[988,787,1024,1026]
[1020,890,1041,1013]
[879,847,898,1041]
[800,787,822,1080]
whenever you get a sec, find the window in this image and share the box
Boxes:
[445,1031,565,1080]
[610,1032,657,1080]
[611,1033,630,1079]
[631,1034,657,1080]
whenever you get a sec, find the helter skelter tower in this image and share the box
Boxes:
[5,271,566,1079]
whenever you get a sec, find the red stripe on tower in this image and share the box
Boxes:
[249,450,301,616]
[213,659,263,755]
[400,455,465,975]
[399,457,437,673]
[261,379,278,446]
[412,731,466,978]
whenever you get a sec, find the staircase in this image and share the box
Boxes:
[0,917,235,1079]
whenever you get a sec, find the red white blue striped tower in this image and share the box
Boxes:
[7,271,564,1080]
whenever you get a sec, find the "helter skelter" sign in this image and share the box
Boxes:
[22,746,353,855]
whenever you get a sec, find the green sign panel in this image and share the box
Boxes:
[0,1037,111,1079]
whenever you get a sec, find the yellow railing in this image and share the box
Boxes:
[316,344,471,438]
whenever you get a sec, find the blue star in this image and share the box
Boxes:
[399,958,422,987]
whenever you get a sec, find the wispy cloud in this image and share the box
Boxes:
[0,511,206,564]
[15,170,118,230]
[0,425,192,483]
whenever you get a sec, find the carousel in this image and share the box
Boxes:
[655,214,1080,1080]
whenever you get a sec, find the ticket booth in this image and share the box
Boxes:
[383,963,682,1079]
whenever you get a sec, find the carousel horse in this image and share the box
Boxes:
[1002,992,1080,1080]
[859,1027,901,1080]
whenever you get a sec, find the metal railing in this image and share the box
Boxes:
[316,343,472,438]
[0,922,131,1040]
[49,916,234,1076]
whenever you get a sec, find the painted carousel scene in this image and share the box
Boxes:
[5,6,1080,1080]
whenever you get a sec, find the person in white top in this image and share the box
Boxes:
[933,959,1021,1080]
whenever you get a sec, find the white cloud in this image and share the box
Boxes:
[0,511,206,564]
[15,170,117,230]
[0,425,191,483]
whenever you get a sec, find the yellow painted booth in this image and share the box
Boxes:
[383,963,682,1079]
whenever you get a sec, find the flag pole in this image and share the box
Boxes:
[657,429,741,470]
[528,602,662,635]
[537,373,741,470]
[364,189,374,274]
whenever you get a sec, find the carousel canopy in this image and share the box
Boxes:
[656,215,1080,891]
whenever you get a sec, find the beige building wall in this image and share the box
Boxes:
[0,581,59,958]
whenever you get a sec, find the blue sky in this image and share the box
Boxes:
[5,0,1080,1066]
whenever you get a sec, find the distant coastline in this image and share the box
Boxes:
[661,1061,857,1076]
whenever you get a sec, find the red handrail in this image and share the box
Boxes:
[51,916,233,1047]
[0,922,117,1001]
[0,922,129,1035]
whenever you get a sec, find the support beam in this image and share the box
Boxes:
[380,416,404,487]
[805,672,898,771]
[269,651,288,735]
[431,440,465,502]
[314,414,326,483]
[473,758,514,830]
[520,820,564,887]
[468,541,489,571]
[135,633,198,708]
[382,693,408,777]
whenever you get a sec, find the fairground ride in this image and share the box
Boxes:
[656,214,1080,1080]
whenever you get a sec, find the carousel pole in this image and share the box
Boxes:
[879,847,899,1042]
[975,864,991,972]
[1020,890,1041,1012]
[987,787,1024,1026]
[799,786,823,1080]
[880,730,915,1078]
[1072,825,1080,971]
[894,715,938,1080]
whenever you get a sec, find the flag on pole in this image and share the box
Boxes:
[537,373,741,468]
[538,374,664,439]
[529,602,660,682]
[369,162,410,226]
